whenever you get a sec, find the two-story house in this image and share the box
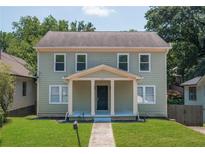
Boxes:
[35,31,171,120]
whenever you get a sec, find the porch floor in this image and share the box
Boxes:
[71,111,135,117]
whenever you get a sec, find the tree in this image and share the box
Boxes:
[0,62,15,121]
[145,6,205,85]
[2,15,96,75]
[128,29,137,32]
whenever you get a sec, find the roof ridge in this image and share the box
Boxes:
[48,31,156,33]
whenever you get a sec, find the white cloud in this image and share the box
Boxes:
[82,6,116,17]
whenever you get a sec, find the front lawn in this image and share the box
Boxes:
[112,119,205,147]
[0,116,92,147]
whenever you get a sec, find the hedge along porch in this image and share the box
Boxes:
[64,64,142,117]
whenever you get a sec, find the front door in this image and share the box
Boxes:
[97,86,108,110]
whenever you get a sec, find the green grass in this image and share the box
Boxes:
[112,119,205,147]
[0,116,92,147]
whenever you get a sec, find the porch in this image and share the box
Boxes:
[64,64,142,117]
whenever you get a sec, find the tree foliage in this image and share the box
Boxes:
[145,6,205,85]
[0,62,15,121]
[1,15,96,75]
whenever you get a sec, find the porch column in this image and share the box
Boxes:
[133,79,138,115]
[111,80,115,115]
[91,80,95,116]
[68,80,73,115]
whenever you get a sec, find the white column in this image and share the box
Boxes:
[91,80,95,116]
[68,80,73,115]
[133,79,138,115]
[111,80,115,115]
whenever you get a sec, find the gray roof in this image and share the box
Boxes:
[0,52,33,78]
[36,31,170,48]
[181,76,202,86]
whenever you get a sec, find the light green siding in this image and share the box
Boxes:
[38,52,167,117]
[73,81,91,114]
[115,81,133,114]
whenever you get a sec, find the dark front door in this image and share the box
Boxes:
[97,86,108,110]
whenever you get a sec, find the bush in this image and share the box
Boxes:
[0,114,3,127]
[168,98,184,105]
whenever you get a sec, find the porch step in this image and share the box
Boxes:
[94,117,111,123]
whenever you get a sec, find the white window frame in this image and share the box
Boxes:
[117,53,129,72]
[139,53,151,72]
[49,85,68,104]
[137,85,156,104]
[54,53,66,72]
[75,53,87,72]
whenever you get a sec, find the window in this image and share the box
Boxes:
[50,86,60,103]
[117,53,129,71]
[22,82,27,96]
[139,53,151,72]
[137,87,143,103]
[62,86,68,103]
[189,87,197,101]
[49,85,68,104]
[54,53,66,72]
[76,53,87,72]
[137,85,155,104]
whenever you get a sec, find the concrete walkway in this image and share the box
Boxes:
[189,126,205,135]
[89,122,116,147]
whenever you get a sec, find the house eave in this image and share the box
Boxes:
[64,64,143,81]
[34,47,171,53]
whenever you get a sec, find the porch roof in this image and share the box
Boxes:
[64,64,142,80]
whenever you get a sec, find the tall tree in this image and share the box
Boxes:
[2,15,96,75]
[0,62,15,121]
[145,6,205,85]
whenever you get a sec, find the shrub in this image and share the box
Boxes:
[168,98,184,105]
[0,62,15,122]
[0,113,3,127]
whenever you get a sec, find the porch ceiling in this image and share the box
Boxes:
[64,64,142,81]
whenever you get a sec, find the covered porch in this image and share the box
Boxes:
[64,64,142,117]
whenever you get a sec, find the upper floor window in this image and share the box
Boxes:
[137,85,156,104]
[54,53,66,72]
[76,53,87,72]
[117,53,129,71]
[189,87,196,101]
[22,81,27,96]
[49,85,68,104]
[139,53,151,72]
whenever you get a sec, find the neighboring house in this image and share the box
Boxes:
[0,51,36,115]
[181,76,205,122]
[35,31,171,119]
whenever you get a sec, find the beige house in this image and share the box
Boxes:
[35,31,171,120]
[0,51,36,115]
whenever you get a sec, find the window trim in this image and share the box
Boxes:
[49,85,68,104]
[54,53,66,72]
[117,53,129,72]
[139,53,151,72]
[137,85,156,104]
[75,53,87,72]
[189,86,197,101]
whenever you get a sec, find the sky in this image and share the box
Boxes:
[0,6,149,32]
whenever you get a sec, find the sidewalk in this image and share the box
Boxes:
[189,126,205,135]
[89,122,116,147]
